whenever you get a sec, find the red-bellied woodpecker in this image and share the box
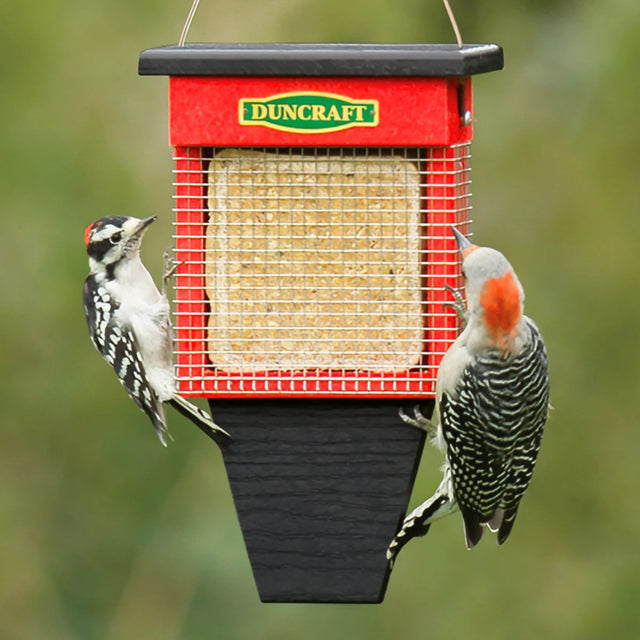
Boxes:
[387,226,550,564]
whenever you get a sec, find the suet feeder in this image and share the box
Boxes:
[139,40,502,602]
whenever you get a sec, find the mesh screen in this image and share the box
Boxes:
[172,144,471,397]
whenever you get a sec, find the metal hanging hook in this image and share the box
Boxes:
[179,0,201,47]
[442,0,463,48]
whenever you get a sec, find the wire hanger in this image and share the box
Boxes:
[178,0,464,48]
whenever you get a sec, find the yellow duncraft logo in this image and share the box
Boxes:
[239,91,379,133]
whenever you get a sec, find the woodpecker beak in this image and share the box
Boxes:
[451,226,477,257]
[131,215,157,238]
[138,215,157,232]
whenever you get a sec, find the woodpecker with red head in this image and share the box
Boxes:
[387,226,549,564]
[83,215,230,447]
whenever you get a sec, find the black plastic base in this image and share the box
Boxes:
[210,398,431,603]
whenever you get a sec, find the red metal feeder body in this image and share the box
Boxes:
[139,43,503,603]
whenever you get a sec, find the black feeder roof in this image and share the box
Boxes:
[138,43,503,77]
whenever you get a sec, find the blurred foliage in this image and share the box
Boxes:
[1,0,639,638]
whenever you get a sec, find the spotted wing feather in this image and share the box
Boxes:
[83,275,170,444]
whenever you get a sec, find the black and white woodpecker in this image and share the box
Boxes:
[83,215,230,447]
[387,226,549,565]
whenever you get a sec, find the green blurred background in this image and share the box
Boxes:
[2,0,639,638]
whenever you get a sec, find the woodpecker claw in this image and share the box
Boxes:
[399,405,436,435]
[162,247,180,295]
[443,284,469,327]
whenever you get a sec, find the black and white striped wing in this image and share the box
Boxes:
[83,275,111,355]
[83,276,169,443]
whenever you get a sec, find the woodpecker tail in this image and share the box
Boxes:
[386,470,457,568]
[497,506,519,545]
[459,505,519,549]
[148,402,173,447]
[169,396,231,446]
[459,506,485,549]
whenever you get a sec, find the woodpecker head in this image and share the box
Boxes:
[84,215,156,272]
[451,226,525,350]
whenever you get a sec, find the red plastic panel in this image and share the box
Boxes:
[169,76,473,147]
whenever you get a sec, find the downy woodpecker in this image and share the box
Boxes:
[387,226,549,564]
[83,215,230,446]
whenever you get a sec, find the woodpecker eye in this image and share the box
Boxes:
[110,232,123,245]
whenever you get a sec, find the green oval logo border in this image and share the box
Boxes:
[239,91,379,134]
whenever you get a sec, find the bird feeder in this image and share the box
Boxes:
[139,41,503,603]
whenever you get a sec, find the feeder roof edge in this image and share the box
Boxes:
[138,42,503,77]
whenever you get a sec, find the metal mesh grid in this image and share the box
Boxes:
[172,144,471,398]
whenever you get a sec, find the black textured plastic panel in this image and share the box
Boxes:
[211,398,432,603]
